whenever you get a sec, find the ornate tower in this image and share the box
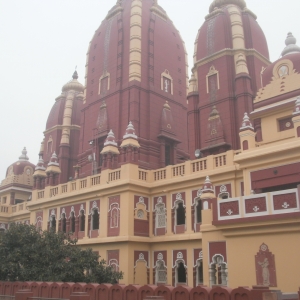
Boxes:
[187,0,270,157]
[42,71,84,184]
[77,0,189,176]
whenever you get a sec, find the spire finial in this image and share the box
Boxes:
[19,147,29,161]
[123,121,138,140]
[48,151,59,166]
[209,0,247,13]
[202,176,214,194]
[281,32,300,56]
[72,68,78,80]
[104,129,118,147]
[240,112,254,131]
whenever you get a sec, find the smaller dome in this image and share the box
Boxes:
[209,0,246,13]
[123,121,138,140]
[62,71,84,93]
[2,148,35,183]
[281,32,300,56]
[104,130,118,147]
[48,152,59,167]
[101,130,120,155]
[120,122,140,148]
[200,176,216,199]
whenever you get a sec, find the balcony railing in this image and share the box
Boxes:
[212,188,300,224]
[1,203,28,215]
[33,150,235,200]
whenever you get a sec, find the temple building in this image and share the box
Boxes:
[0,0,300,292]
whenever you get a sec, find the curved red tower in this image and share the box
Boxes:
[187,0,270,157]
[41,71,84,184]
[78,0,189,176]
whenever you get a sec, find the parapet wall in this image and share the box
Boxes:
[0,282,299,300]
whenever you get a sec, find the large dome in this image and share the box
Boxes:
[38,71,84,184]
[195,1,269,62]
[84,0,188,106]
[78,0,190,173]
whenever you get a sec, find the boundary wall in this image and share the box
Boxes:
[0,282,299,300]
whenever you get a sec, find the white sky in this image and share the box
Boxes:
[0,0,299,178]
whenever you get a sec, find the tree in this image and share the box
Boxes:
[0,223,123,283]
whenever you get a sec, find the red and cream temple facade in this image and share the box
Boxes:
[1,0,300,292]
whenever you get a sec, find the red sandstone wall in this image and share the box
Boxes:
[4,283,298,300]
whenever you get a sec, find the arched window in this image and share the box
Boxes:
[197,260,204,285]
[92,209,99,230]
[242,140,249,150]
[197,260,203,284]
[156,260,167,284]
[50,215,56,232]
[155,202,166,232]
[70,211,75,233]
[177,261,186,284]
[218,185,230,199]
[209,255,228,286]
[47,136,53,155]
[110,205,119,228]
[61,213,66,233]
[79,210,85,231]
[109,259,119,272]
[35,216,43,231]
[0,224,6,235]
[196,199,202,223]
[176,202,185,225]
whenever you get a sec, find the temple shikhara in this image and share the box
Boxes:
[1,0,300,292]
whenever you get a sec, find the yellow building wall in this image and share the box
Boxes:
[225,230,300,292]
[260,108,294,145]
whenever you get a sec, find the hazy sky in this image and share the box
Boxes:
[0,0,299,178]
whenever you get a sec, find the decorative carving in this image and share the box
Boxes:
[227,209,233,215]
[161,70,173,95]
[255,243,277,287]
[219,201,239,217]
[139,253,145,260]
[176,193,183,201]
[273,193,297,210]
[197,189,202,197]
[177,252,183,259]
[206,18,216,56]
[157,253,163,260]
[253,206,259,212]
[258,258,270,285]
[245,197,267,214]
[139,196,144,203]
[137,209,144,219]
[220,185,227,193]
[282,202,289,208]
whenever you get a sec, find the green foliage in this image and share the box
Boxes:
[0,223,123,283]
